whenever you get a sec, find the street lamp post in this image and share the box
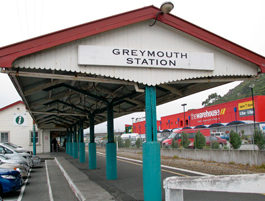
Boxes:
[131,117,134,133]
[250,84,256,150]
[181,103,187,147]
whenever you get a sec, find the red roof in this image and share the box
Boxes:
[0,100,24,112]
[0,5,265,72]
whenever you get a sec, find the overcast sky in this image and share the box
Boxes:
[0,0,264,133]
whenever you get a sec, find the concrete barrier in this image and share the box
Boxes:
[117,148,265,165]
[163,174,265,201]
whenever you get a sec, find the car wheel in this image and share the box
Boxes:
[219,143,223,149]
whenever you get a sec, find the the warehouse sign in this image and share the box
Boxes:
[78,45,214,70]
[238,101,254,117]
[13,113,27,127]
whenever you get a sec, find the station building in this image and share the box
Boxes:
[133,95,265,135]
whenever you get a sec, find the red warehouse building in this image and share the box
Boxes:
[133,95,265,135]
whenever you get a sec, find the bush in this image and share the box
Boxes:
[135,138,142,148]
[125,139,131,148]
[180,132,191,149]
[117,136,124,148]
[194,131,206,149]
[229,130,242,149]
[254,129,265,150]
[212,141,220,149]
[172,139,180,148]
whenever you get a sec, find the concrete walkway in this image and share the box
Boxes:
[38,151,114,201]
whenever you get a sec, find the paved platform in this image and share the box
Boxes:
[38,151,114,201]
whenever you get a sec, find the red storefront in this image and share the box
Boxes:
[133,95,265,134]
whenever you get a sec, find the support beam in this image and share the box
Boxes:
[89,114,97,169]
[69,126,73,156]
[79,119,86,163]
[73,123,78,159]
[106,101,117,180]
[33,122,36,155]
[66,128,69,154]
[142,86,162,201]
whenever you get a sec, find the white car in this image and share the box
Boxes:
[0,143,32,167]
[0,154,30,172]
[3,142,32,155]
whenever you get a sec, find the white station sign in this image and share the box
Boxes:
[78,45,214,70]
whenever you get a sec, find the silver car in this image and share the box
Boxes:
[0,161,28,179]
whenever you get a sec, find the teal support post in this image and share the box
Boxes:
[73,124,78,159]
[33,123,36,155]
[79,119,86,163]
[89,114,97,169]
[69,126,73,156]
[66,128,69,154]
[142,86,162,201]
[106,101,117,180]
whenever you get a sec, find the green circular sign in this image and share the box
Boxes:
[15,116,24,125]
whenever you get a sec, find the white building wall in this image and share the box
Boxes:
[0,102,47,153]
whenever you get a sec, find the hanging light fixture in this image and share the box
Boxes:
[150,1,174,26]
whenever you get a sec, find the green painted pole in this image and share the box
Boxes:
[89,114,97,169]
[142,86,162,201]
[33,122,36,155]
[69,126,73,156]
[66,128,69,154]
[73,124,78,159]
[79,119,86,163]
[106,101,117,180]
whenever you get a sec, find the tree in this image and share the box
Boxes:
[194,130,206,149]
[180,132,191,148]
[202,93,221,107]
[229,130,242,149]
[125,139,131,148]
[135,138,142,148]
[254,129,265,150]
[117,136,124,148]
[172,139,180,148]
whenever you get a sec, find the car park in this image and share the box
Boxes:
[0,168,22,196]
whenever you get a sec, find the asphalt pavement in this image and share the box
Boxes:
[4,147,263,201]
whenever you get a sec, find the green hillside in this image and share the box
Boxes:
[202,73,265,107]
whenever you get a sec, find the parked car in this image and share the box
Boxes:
[206,136,227,148]
[0,161,28,179]
[0,143,32,167]
[0,168,22,196]
[3,142,32,155]
[0,155,30,172]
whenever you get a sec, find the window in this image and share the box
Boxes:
[0,132,9,142]
[30,131,39,144]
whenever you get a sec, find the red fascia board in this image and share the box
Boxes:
[0,6,158,67]
[0,100,24,112]
[161,14,265,73]
[0,5,265,73]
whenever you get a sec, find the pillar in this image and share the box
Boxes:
[73,123,78,159]
[142,86,162,201]
[33,122,36,155]
[66,128,69,154]
[69,126,73,156]
[106,101,117,180]
[79,119,86,163]
[89,114,97,169]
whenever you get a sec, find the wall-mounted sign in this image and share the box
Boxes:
[238,101,254,117]
[13,113,27,127]
[78,45,214,70]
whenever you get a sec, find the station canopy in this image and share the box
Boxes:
[0,6,265,129]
